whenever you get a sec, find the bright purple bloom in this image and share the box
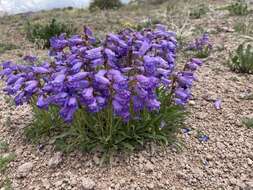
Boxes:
[214,99,222,110]
[0,25,204,123]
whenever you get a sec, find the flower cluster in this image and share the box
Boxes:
[0,25,202,123]
[187,33,212,57]
[174,58,203,106]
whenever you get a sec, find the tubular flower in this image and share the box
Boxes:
[0,25,204,123]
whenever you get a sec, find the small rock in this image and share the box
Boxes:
[189,100,195,106]
[145,162,154,173]
[17,162,33,178]
[216,142,225,150]
[81,177,95,190]
[176,171,187,180]
[206,154,213,161]
[247,158,253,166]
[147,182,155,189]
[230,177,237,185]
[93,154,100,165]
[55,180,63,187]
[42,179,51,189]
[48,152,62,168]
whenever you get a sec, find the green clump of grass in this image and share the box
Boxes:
[89,0,123,11]
[25,18,77,49]
[0,43,19,54]
[24,92,186,161]
[224,0,249,16]
[0,154,15,172]
[135,18,160,31]
[234,17,253,36]
[242,118,253,128]
[228,42,253,74]
[0,140,8,152]
[1,178,13,190]
[189,4,209,19]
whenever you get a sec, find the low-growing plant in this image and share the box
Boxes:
[89,0,123,11]
[1,178,13,190]
[0,43,19,54]
[0,25,204,157]
[189,4,209,19]
[0,154,15,172]
[25,18,77,49]
[242,118,253,128]
[0,140,8,152]
[224,0,249,16]
[135,18,160,31]
[186,33,212,58]
[234,17,253,36]
[229,43,253,74]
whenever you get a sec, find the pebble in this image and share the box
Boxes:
[145,162,154,173]
[247,158,253,166]
[17,162,34,178]
[48,152,63,168]
[189,100,196,106]
[81,177,96,190]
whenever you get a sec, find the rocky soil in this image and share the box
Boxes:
[0,0,253,189]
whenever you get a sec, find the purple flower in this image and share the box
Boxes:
[82,87,94,104]
[24,80,38,93]
[32,66,50,74]
[67,72,89,82]
[146,98,160,111]
[198,135,209,142]
[0,25,204,123]
[23,55,37,63]
[52,74,65,84]
[85,47,103,60]
[37,95,50,108]
[94,70,110,85]
[60,97,78,122]
[214,99,222,110]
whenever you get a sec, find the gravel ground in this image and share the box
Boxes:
[0,0,253,189]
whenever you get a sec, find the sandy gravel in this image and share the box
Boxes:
[0,1,253,189]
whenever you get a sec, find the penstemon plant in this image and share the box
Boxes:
[0,25,203,155]
[187,33,212,58]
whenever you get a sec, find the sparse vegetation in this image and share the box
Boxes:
[0,140,8,152]
[225,0,249,16]
[0,43,19,54]
[89,0,123,10]
[243,118,253,128]
[1,178,13,190]
[189,4,209,19]
[25,18,77,49]
[0,154,15,172]
[229,43,253,74]
[234,17,253,36]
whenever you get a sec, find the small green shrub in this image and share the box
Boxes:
[25,18,77,49]
[0,140,8,152]
[0,154,15,172]
[243,118,253,128]
[226,1,249,16]
[229,43,253,74]
[234,17,253,36]
[0,43,19,54]
[25,96,186,155]
[1,178,13,190]
[189,4,209,19]
[135,18,160,31]
[89,0,123,10]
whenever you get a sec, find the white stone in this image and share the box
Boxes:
[48,152,62,168]
[17,162,33,178]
